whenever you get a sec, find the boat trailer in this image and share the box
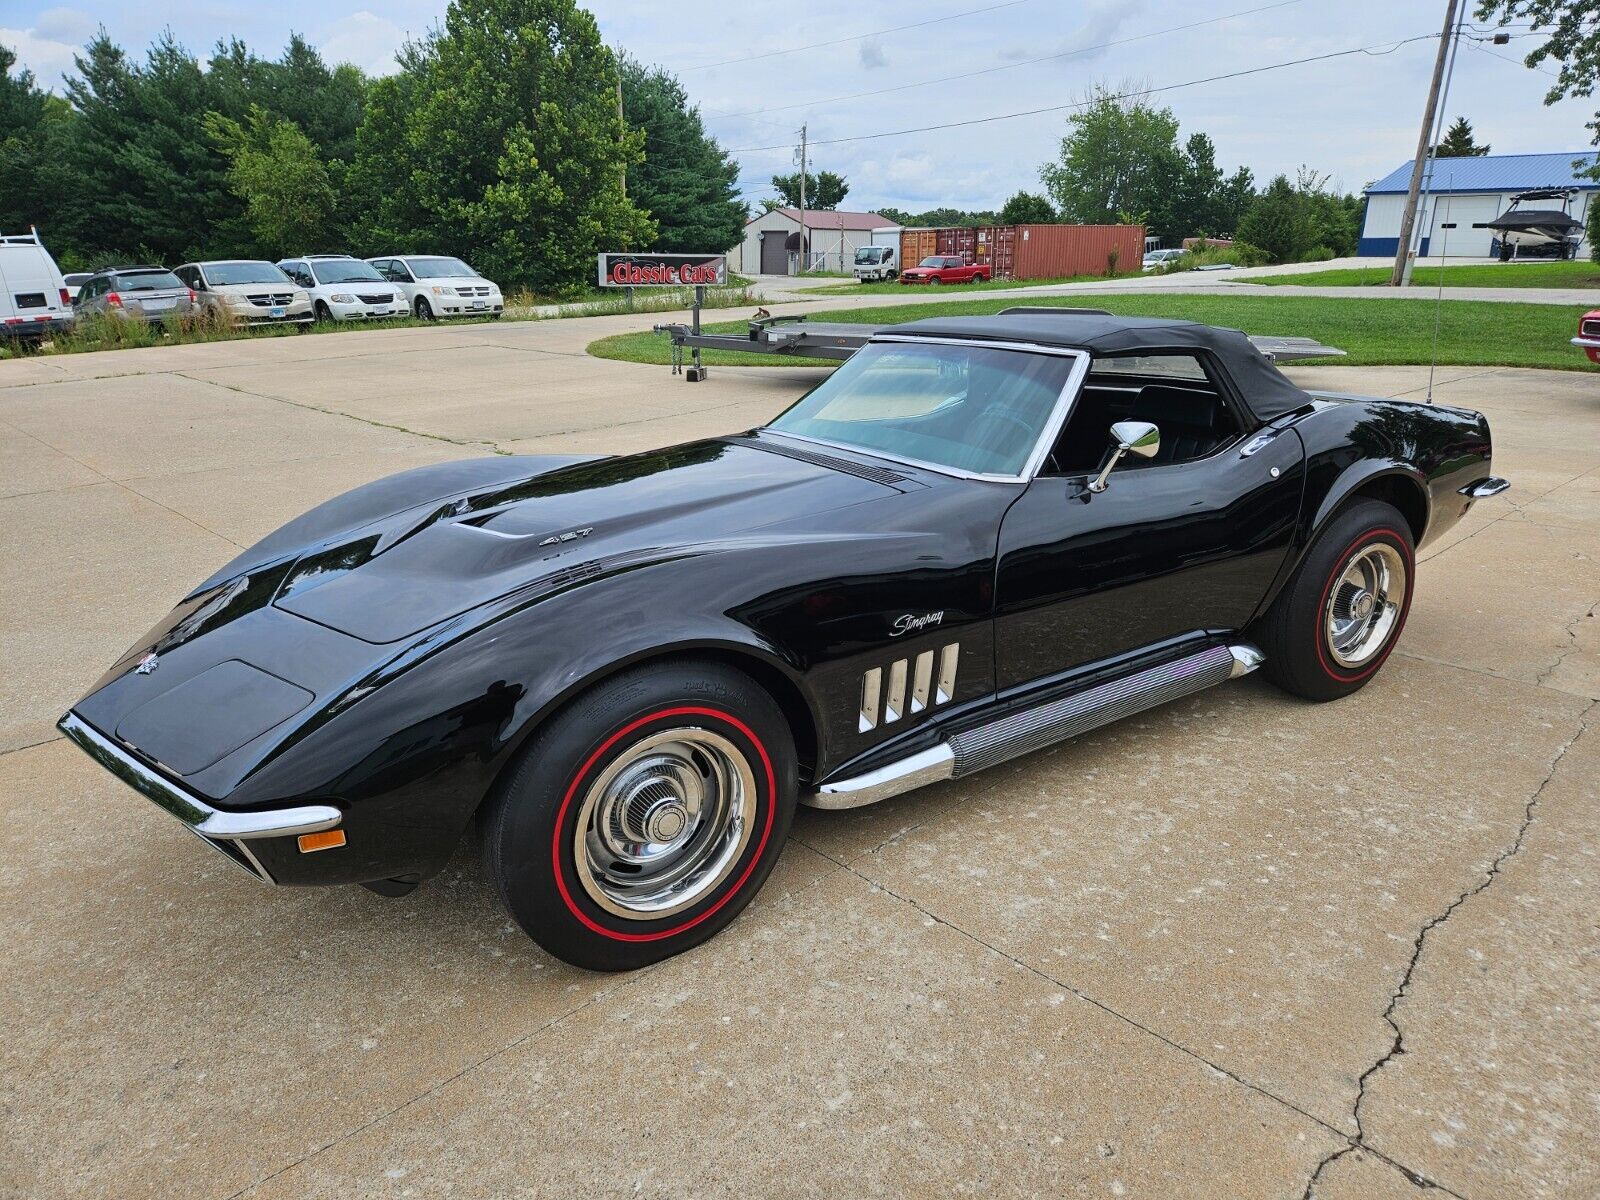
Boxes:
[654,307,1345,380]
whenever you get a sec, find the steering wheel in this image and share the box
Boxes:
[971,408,1038,462]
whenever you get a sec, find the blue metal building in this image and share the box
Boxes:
[1357,151,1598,258]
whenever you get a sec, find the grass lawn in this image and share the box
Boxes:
[809,271,1136,297]
[1251,260,1600,289]
[586,292,1590,371]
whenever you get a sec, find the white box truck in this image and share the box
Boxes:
[853,227,902,282]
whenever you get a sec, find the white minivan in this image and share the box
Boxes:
[367,255,504,320]
[277,255,405,322]
[0,230,74,343]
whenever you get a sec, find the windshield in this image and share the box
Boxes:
[767,341,1078,477]
[405,256,477,279]
[206,262,291,286]
[917,257,947,268]
[113,270,183,290]
[854,247,885,264]
[311,259,386,284]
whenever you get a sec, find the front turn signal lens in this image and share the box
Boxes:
[298,829,346,853]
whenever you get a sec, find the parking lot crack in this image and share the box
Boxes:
[1299,700,1595,1199]
[172,372,510,455]
[1536,600,1596,687]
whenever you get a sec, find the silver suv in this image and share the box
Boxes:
[74,265,196,324]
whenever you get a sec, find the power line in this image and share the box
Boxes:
[703,0,1310,123]
[676,0,1031,73]
[725,34,1441,154]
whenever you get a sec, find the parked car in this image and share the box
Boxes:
[173,261,313,327]
[1573,310,1600,366]
[75,265,197,325]
[852,245,897,282]
[278,255,404,322]
[1142,248,1184,270]
[62,272,92,302]
[899,254,989,285]
[59,312,1510,971]
[0,229,74,342]
[367,255,504,320]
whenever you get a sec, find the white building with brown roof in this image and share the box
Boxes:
[737,207,897,275]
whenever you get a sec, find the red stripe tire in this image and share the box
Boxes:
[1255,499,1416,702]
[483,661,798,971]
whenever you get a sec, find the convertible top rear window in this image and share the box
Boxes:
[767,341,1077,477]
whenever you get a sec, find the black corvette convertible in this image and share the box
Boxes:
[61,313,1509,970]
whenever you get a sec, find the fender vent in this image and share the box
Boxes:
[750,440,907,485]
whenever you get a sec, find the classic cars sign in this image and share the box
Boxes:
[597,253,726,288]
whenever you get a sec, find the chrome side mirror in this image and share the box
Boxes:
[1088,420,1160,493]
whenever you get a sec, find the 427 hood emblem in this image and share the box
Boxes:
[890,611,944,637]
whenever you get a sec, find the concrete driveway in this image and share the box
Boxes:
[1,316,1595,1199]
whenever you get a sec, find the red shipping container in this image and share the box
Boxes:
[1012,224,1144,280]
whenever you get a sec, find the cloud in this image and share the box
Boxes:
[32,7,96,45]
[999,0,1146,67]
[0,23,82,89]
[316,10,407,76]
[859,39,886,70]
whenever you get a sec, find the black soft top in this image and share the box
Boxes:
[884,312,1313,424]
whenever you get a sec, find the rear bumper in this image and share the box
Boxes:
[57,711,341,883]
[1,314,72,338]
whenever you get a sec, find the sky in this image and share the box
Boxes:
[4,1,1596,215]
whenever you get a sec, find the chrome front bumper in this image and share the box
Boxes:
[1572,335,1600,350]
[57,712,341,881]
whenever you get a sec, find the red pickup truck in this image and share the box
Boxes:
[900,255,990,285]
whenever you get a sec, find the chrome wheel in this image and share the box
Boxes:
[572,728,755,920]
[1325,542,1407,668]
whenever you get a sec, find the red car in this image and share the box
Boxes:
[1574,310,1600,365]
[900,255,990,285]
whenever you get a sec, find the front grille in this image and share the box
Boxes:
[1583,318,1600,337]
[357,292,393,305]
[246,292,294,306]
[456,285,491,297]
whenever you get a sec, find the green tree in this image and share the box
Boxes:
[348,0,652,289]
[769,170,849,210]
[1174,132,1225,238]
[618,56,744,253]
[1041,87,1183,237]
[1215,166,1256,235]
[873,206,914,226]
[999,191,1056,224]
[1434,115,1491,156]
[0,46,75,242]
[1475,2,1600,144]
[205,107,338,257]
[1237,175,1314,262]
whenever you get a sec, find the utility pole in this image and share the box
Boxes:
[796,123,808,274]
[616,78,627,197]
[1391,0,1460,287]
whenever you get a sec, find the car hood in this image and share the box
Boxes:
[267,437,898,644]
[209,282,297,294]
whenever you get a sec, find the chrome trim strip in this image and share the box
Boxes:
[1459,476,1510,499]
[949,644,1243,777]
[1229,644,1266,678]
[1571,336,1600,350]
[859,668,882,733]
[807,744,955,810]
[810,643,1264,810]
[936,643,960,705]
[57,712,342,840]
[911,651,934,714]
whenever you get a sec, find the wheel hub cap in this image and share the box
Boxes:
[574,728,756,921]
[1325,543,1407,669]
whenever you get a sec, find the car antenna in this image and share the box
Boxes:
[1426,171,1455,405]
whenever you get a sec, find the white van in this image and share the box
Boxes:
[0,230,74,342]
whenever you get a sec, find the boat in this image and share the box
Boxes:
[1476,188,1586,260]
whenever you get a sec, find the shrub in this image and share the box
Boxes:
[1300,244,1335,263]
